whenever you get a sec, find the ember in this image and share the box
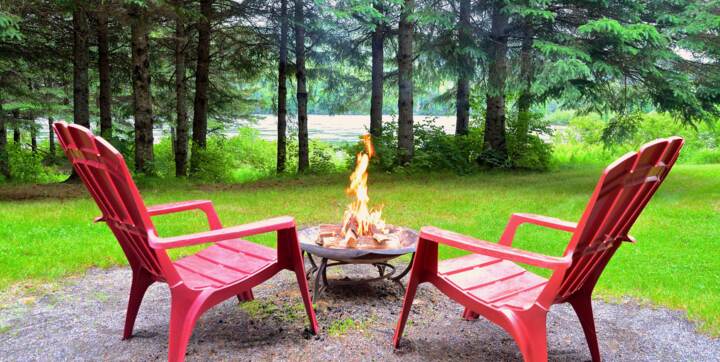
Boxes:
[316,135,402,250]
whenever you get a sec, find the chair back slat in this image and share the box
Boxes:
[53,122,165,278]
[553,137,683,302]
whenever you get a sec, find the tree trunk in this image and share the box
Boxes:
[48,116,55,162]
[190,0,212,175]
[72,3,90,128]
[129,4,154,174]
[516,22,534,143]
[295,0,309,173]
[483,1,509,159]
[370,1,385,139]
[174,1,189,177]
[397,0,414,165]
[30,125,37,154]
[455,0,471,136]
[0,105,8,179]
[276,0,289,174]
[97,8,112,139]
[12,110,20,144]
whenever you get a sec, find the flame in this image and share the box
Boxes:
[341,134,385,237]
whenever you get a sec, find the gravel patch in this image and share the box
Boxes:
[0,263,718,361]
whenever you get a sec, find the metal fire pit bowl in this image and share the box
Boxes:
[298,225,418,300]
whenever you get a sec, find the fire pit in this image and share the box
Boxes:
[299,135,418,300]
[298,225,417,300]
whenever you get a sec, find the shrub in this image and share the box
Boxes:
[345,116,549,173]
[189,137,236,182]
[552,111,720,166]
[505,110,553,170]
[225,127,276,175]
[150,127,278,182]
[4,143,64,183]
[286,138,344,174]
[153,137,175,178]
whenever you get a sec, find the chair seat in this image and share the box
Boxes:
[438,253,547,309]
[174,239,277,289]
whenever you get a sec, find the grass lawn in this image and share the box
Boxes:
[1,164,718,335]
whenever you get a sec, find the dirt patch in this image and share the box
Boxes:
[0,263,718,361]
[0,183,86,201]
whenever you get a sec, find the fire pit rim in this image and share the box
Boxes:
[297,224,418,260]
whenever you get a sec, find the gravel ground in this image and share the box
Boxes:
[0,263,718,361]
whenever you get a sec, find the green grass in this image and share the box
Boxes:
[238,299,306,323]
[327,317,372,337]
[1,165,719,335]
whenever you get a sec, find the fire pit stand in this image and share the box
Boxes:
[297,225,418,301]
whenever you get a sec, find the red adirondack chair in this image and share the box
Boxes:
[52,122,318,362]
[393,137,684,361]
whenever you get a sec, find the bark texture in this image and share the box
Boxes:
[30,126,37,154]
[48,116,55,162]
[295,0,309,172]
[455,0,471,136]
[190,0,212,175]
[370,1,385,139]
[174,2,189,177]
[129,4,154,174]
[0,106,8,179]
[276,0,289,174]
[516,23,534,143]
[72,3,90,128]
[483,1,509,158]
[97,8,112,139]
[12,110,20,144]
[397,0,414,164]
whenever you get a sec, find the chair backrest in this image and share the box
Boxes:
[553,137,684,303]
[53,122,167,279]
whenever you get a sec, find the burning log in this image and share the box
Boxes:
[315,223,405,250]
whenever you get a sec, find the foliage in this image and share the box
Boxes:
[4,143,64,184]
[149,127,344,182]
[346,117,551,173]
[185,138,236,183]
[553,112,720,166]
[287,139,344,175]
[0,10,21,41]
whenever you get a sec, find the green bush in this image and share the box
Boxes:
[4,143,64,183]
[225,127,276,176]
[153,137,175,178]
[189,137,236,183]
[148,127,344,181]
[286,139,344,174]
[505,110,553,170]
[345,116,550,173]
[552,111,720,166]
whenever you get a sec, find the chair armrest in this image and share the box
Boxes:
[499,213,577,246]
[421,226,571,270]
[148,216,296,249]
[147,200,223,230]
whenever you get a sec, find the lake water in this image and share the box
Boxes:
[227,114,459,142]
[35,114,559,143]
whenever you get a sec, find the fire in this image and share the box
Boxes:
[315,134,400,250]
[341,134,386,239]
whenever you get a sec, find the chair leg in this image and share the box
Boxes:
[123,268,154,340]
[392,271,420,348]
[167,294,205,362]
[570,295,601,362]
[292,255,319,334]
[462,307,480,320]
[511,313,548,362]
[237,289,254,302]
